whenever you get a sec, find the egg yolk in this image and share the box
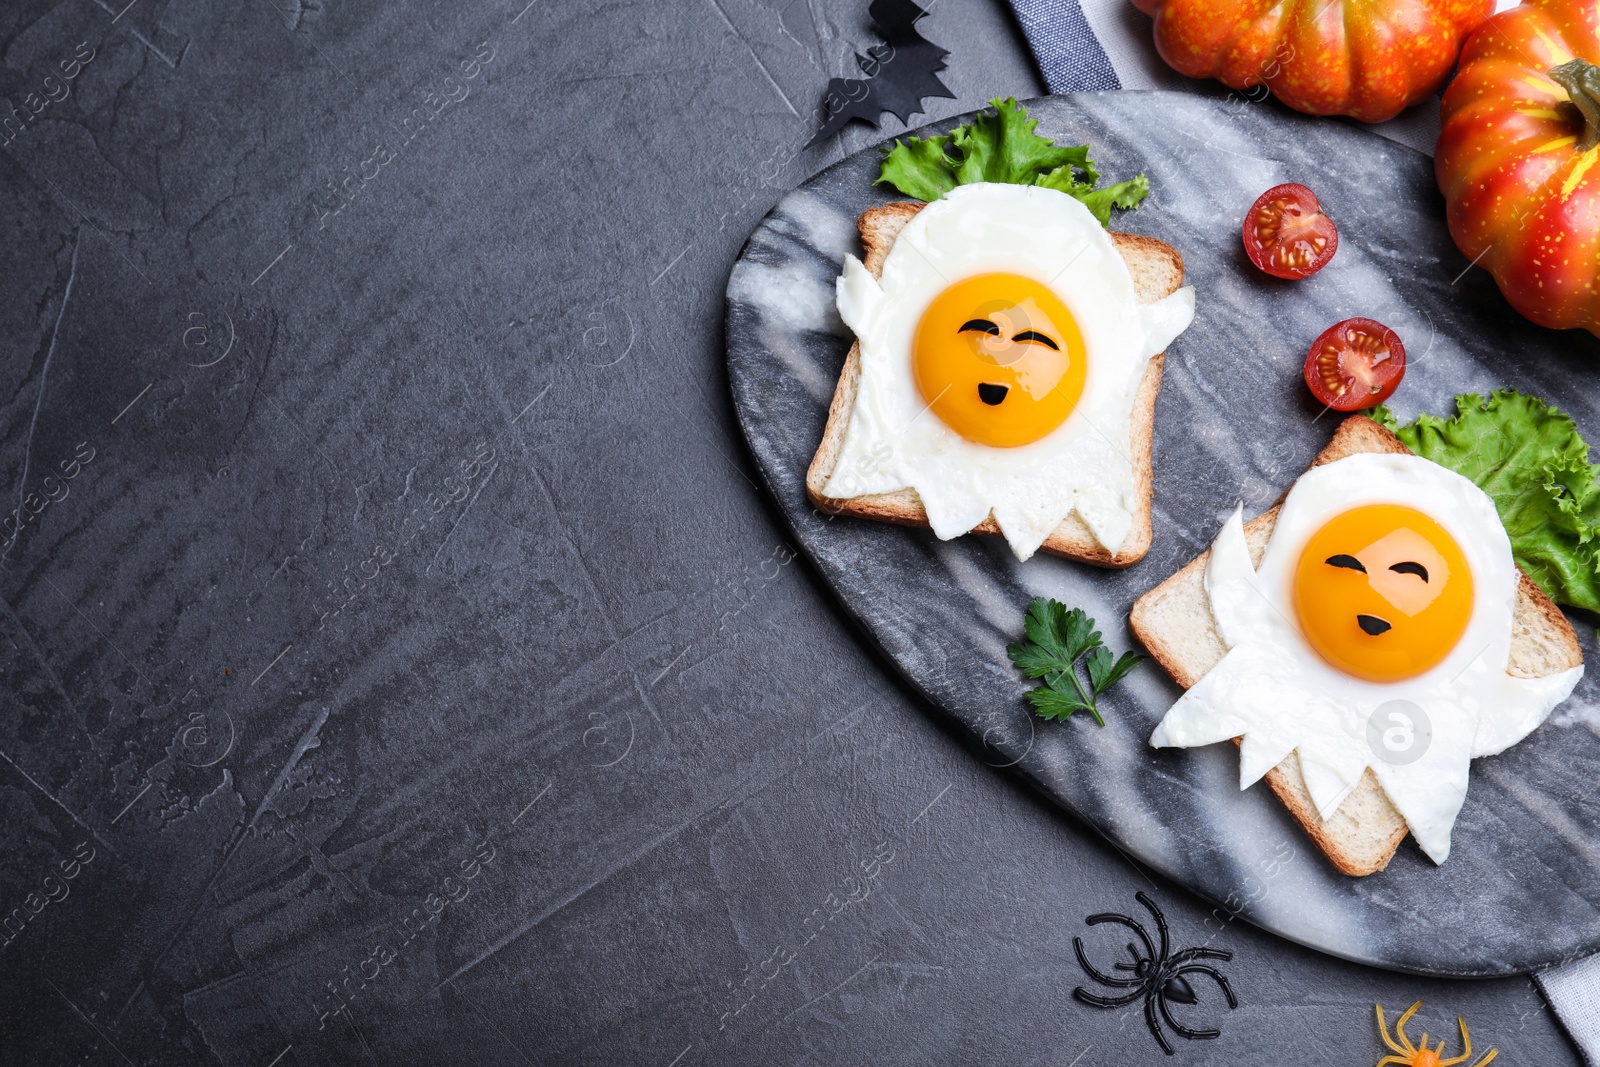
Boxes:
[1292,504,1474,683]
[911,273,1087,448]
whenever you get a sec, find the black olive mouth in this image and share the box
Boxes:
[978,382,1009,406]
[1357,614,1392,636]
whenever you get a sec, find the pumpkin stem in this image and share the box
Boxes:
[1551,59,1600,152]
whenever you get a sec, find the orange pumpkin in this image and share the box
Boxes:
[1131,0,1493,122]
[1436,0,1600,336]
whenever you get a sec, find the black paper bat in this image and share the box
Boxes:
[805,0,954,148]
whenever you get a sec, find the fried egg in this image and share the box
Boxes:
[1150,453,1583,863]
[822,182,1196,561]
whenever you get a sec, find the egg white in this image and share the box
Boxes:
[1150,453,1583,863]
[823,182,1196,561]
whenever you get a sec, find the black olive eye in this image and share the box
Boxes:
[1325,554,1366,573]
[958,319,1000,336]
[1013,330,1060,351]
[1390,561,1429,582]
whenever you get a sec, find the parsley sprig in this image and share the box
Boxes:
[1006,598,1144,726]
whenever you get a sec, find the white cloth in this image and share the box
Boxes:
[1538,957,1600,1064]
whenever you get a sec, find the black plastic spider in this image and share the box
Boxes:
[1072,891,1238,1055]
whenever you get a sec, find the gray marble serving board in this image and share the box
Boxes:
[725,90,1600,977]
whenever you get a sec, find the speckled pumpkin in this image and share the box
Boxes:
[1131,0,1493,123]
[1437,0,1600,337]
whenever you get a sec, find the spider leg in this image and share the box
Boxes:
[1136,892,1172,962]
[1145,993,1175,1055]
[1073,937,1141,988]
[1394,1000,1422,1054]
[1085,911,1157,964]
[1158,990,1221,1042]
[1440,1015,1491,1067]
[1174,964,1239,1010]
[1439,1018,1470,1067]
[1375,1004,1407,1055]
[1168,946,1233,966]
[1471,1049,1499,1067]
[1073,986,1145,1009]
[1107,942,1144,971]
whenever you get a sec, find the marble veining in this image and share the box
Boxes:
[726,90,1600,977]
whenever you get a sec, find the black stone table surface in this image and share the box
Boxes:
[0,0,1589,1064]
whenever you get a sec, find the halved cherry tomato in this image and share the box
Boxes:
[1243,184,1339,280]
[1303,318,1405,411]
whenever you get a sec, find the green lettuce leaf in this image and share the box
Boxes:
[946,100,1092,185]
[876,97,1149,227]
[1050,173,1151,228]
[876,134,958,202]
[1373,390,1600,613]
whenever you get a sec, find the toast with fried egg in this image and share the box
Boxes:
[806,201,1185,567]
[1130,415,1582,876]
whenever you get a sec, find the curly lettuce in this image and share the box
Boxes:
[876,97,1150,227]
[1372,390,1600,613]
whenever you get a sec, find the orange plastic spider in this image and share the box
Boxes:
[1375,1001,1498,1067]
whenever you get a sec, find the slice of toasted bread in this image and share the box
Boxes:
[805,202,1186,567]
[1130,415,1584,876]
